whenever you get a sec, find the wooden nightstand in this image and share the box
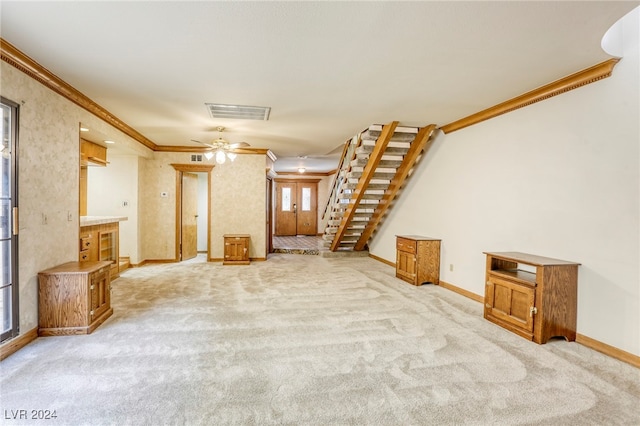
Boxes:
[395,235,441,286]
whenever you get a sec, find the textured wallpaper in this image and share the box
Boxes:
[1,62,152,333]
[139,152,267,261]
[210,154,266,259]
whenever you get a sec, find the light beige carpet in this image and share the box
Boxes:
[1,254,639,425]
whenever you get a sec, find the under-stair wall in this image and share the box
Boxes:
[322,122,436,251]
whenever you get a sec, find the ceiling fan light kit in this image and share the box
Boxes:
[191,126,249,165]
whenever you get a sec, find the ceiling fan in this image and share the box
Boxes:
[191,126,250,164]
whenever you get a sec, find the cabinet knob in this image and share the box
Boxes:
[530,306,538,317]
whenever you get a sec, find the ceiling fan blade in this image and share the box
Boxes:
[191,139,214,149]
[228,141,250,149]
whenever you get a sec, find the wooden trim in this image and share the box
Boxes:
[276,170,337,177]
[118,256,131,271]
[0,38,158,151]
[368,253,395,268]
[250,257,267,262]
[438,280,484,303]
[0,327,38,361]
[440,59,620,134]
[209,258,224,262]
[170,164,213,262]
[354,125,436,250]
[174,170,182,262]
[139,259,178,264]
[158,146,270,155]
[169,164,215,173]
[331,121,399,251]
[576,333,640,368]
[273,178,321,183]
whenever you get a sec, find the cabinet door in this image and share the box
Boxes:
[90,269,110,321]
[396,250,416,283]
[99,230,117,264]
[485,275,535,332]
[225,238,248,261]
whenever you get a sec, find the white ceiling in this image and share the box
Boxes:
[1,1,636,172]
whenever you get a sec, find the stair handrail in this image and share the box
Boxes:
[321,133,361,222]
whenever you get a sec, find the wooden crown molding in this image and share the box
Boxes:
[1,39,272,158]
[158,146,271,156]
[440,59,620,134]
[276,170,337,177]
[1,38,159,151]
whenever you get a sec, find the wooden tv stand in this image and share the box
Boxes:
[483,251,579,344]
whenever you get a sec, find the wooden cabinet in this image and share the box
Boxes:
[223,234,250,265]
[38,261,113,336]
[395,235,441,286]
[80,139,107,166]
[80,222,120,278]
[483,252,580,344]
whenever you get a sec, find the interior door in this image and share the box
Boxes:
[181,172,198,260]
[275,181,297,236]
[296,181,317,235]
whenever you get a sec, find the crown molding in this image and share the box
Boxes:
[170,163,215,173]
[1,38,280,158]
[0,38,159,151]
[276,170,337,177]
[440,58,620,134]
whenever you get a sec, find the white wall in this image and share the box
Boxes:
[87,154,140,263]
[370,12,639,356]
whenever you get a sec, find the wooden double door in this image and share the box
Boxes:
[274,179,319,236]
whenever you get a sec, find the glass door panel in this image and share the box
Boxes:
[1,98,18,342]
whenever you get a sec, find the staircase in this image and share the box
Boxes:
[321,121,437,252]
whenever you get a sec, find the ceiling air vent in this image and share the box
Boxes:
[205,103,271,121]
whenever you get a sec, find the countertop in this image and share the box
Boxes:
[80,216,128,227]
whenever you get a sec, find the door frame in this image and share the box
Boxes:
[1,97,19,343]
[273,178,320,236]
[171,164,214,261]
[266,176,273,254]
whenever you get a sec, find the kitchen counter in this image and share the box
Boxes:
[80,216,128,227]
